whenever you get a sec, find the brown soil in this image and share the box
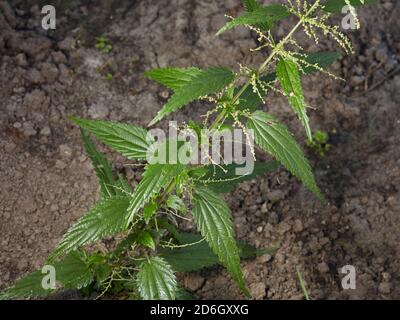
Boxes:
[1,0,399,300]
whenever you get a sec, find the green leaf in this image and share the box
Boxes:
[276,58,312,140]
[176,288,196,300]
[49,196,131,261]
[237,52,340,111]
[159,233,218,272]
[323,0,377,13]
[127,164,183,224]
[1,251,93,299]
[55,251,93,289]
[81,128,131,198]
[236,73,276,111]
[299,51,342,74]
[165,195,187,215]
[70,116,151,160]
[111,233,137,258]
[194,161,279,193]
[243,0,260,12]
[246,111,322,200]
[242,0,270,31]
[149,67,235,126]
[136,231,156,250]
[160,232,267,272]
[143,202,158,223]
[156,218,181,241]
[0,270,55,299]
[81,128,117,199]
[115,173,132,195]
[145,67,202,90]
[136,256,177,300]
[216,5,289,36]
[192,186,249,296]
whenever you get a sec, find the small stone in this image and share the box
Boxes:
[266,190,284,202]
[17,259,28,271]
[159,90,170,99]
[319,237,330,246]
[249,282,266,299]
[4,142,16,153]
[40,62,59,83]
[387,196,398,209]
[40,126,51,136]
[383,2,393,11]
[59,144,73,158]
[55,159,67,169]
[317,262,329,273]
[88,103,109,119]
[350,75,365,86]
[278,221,291,235]
[186,275,205,292]
[23,89,49,110]
[293,219,304,233]
[21,198,37,213]
[378,282,391,294]
[22,122,37,136]
[58,36,76,51]
[257,226,263,233]
[260,202,268,213]
[275,253,285,264]
[268,212,279,225]
[16,53,28,66]
[51,51,67,64]
[25,68,44,84]
[258,254,272,263]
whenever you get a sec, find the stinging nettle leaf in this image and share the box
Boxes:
[0,270,55,300]
[276,58,312,141]
[159,232,268,272]
[145,67,202,90]
[299,51,342,74]
[243,0,260,12]
[246,111,323,200]
[1,251,93,299]
[242,0,271,31]
[194,161,279,193]
[216,4,289,36]
[136,231,156,250]
[237,51,341,111]
[148,67,235,126]
[143,202,158,223]
[323,0,376,13]
[165,195,187,215]
[136,256,177,300]
[192,186,249,296]
[81,128,118,199]
[127,164,183,224]
[70,116,151,160]
[54,251,93,289]
[49,195,131,261]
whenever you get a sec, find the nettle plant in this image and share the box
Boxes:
[2,0,375,300]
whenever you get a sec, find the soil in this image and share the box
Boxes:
[1,0,399,300]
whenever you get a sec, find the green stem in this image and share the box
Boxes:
[157,178,176,206]
[209,109,227,131]
[229,1,319,107]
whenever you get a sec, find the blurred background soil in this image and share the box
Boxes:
[0,0,399,299]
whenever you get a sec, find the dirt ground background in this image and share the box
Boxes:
[1,0,399,299]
